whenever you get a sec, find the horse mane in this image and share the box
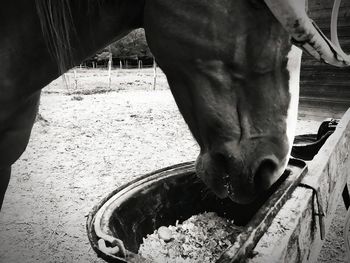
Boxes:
[35,0,77,73]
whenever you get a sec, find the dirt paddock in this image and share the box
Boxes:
[0,69,347,262]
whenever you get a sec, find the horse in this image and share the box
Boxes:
[0,0,348,211]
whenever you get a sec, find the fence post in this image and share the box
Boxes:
[107,45,112,89]
[153,57,157,90]
[73,68,78,89]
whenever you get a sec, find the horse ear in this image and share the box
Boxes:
[264,0,350,67]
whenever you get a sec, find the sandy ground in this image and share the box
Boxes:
[0,68,346,262]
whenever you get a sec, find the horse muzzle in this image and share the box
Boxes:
[195,145,285,204]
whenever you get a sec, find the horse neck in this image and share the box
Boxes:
[1,0,144,99]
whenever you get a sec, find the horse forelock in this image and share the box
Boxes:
[35,0,76,73]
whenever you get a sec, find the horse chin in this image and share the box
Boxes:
[195,158,228,199]
[198,169,271,205]
[209,182,230,199]
[226,183,259,204]
[195,154,257,204]
[196,169,257,204]
[196,170,230,199]
[228,194,257,205]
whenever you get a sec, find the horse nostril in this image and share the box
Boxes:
[254,158,278,191]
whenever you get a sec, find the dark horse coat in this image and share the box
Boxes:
[0,0,347,209]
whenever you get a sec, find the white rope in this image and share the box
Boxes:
[331,0,342,47]
[331,0,350,59]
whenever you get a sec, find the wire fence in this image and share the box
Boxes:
[56,61,162,94]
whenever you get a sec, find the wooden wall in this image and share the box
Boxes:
[300,0,350,107]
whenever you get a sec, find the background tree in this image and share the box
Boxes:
[94,29,152,64]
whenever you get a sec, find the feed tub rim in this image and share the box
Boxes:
[87,159,307,263]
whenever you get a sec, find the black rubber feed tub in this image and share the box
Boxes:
[291,118,338,161]
[87,119,337,262]
[87,159,308,263]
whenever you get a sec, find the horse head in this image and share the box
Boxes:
[144,0,349,203]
